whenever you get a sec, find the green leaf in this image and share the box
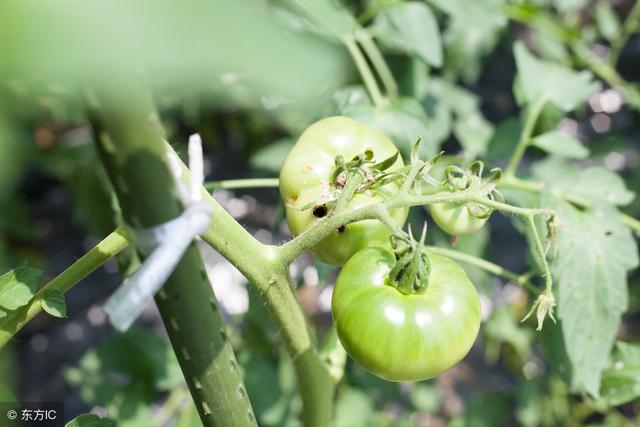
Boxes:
[65,414,116,427]
[250,138,295,174]
[595,1,621,42]
[531,130,589,159]
[532,29,569,62]
[66,328,184,413]
[601,341,640,406]
[427,78,493,157]
[532,158,635,207]
[41,288,67,318]
[343,97,440,158]
[514,41,600,111]
[484,305,534,362]
[543,197,639,396]
[0,266,42,311]
[453,111,493,158]
[428,0,506,83]
[554,0,589,13]
[334,387,374,427]
[409,383,440,412]
[372,2,442,67]
[281,0,358,38]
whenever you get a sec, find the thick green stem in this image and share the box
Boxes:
[204,178,279,191]
[0,228,130,349]
[356,29,398,100]
[169,144,336,427]
[343,36,385,107]
[506,95,547,176]
[87,82,256,427]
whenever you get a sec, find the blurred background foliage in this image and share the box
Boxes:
[0,0,639,426]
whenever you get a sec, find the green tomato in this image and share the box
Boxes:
[430,202,488,236]
[331,247,481,382]
[279,116,407,266]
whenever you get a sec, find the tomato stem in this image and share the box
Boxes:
[343,36,386,107]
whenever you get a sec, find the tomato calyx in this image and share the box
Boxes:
[296,149,403,215]
[388,225,431,294]
[441,161,504,220]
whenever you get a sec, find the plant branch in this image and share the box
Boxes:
[426,246,539,294]
[355,28,398,100]
[0,228,130,350]
[277,188,553,265]
[506,95,547,177]
[609,0,640,67]
[204,178,279,191]
[526,215,553,293]
[343,36,385,107]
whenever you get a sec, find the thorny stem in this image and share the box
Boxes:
[343,36,385,107]
[355,28,399,100]
[506,95,547,177]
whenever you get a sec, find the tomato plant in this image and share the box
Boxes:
[332,247,481,382]
[279,116,407,265]
[2,0,640,426]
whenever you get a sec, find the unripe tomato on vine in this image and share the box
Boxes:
[279,116,407,266]
[331,244,481,382]
[430,162,502,236]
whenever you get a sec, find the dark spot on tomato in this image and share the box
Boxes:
[605,230,612,236]
[364,148,374,160]
[313,205,327,218]
[337,226,346,233]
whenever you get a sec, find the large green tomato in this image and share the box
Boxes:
[279,116,407,266]
[430,202,488,236]
[331,247,481,382]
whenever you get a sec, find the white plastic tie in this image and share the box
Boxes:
[103,134,212,331]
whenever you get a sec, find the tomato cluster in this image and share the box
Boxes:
[279,116,482,381]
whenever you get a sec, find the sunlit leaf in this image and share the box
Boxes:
[514,41,600,111]
[0,266,41,311]
[542,196,639,396]
[532,158,635,207]
[601,341,640,406]
[531,130,589,159]
[595,1,621,42]
[429,0,507,82]
[372,2,442,67]
[41,289,67,318]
